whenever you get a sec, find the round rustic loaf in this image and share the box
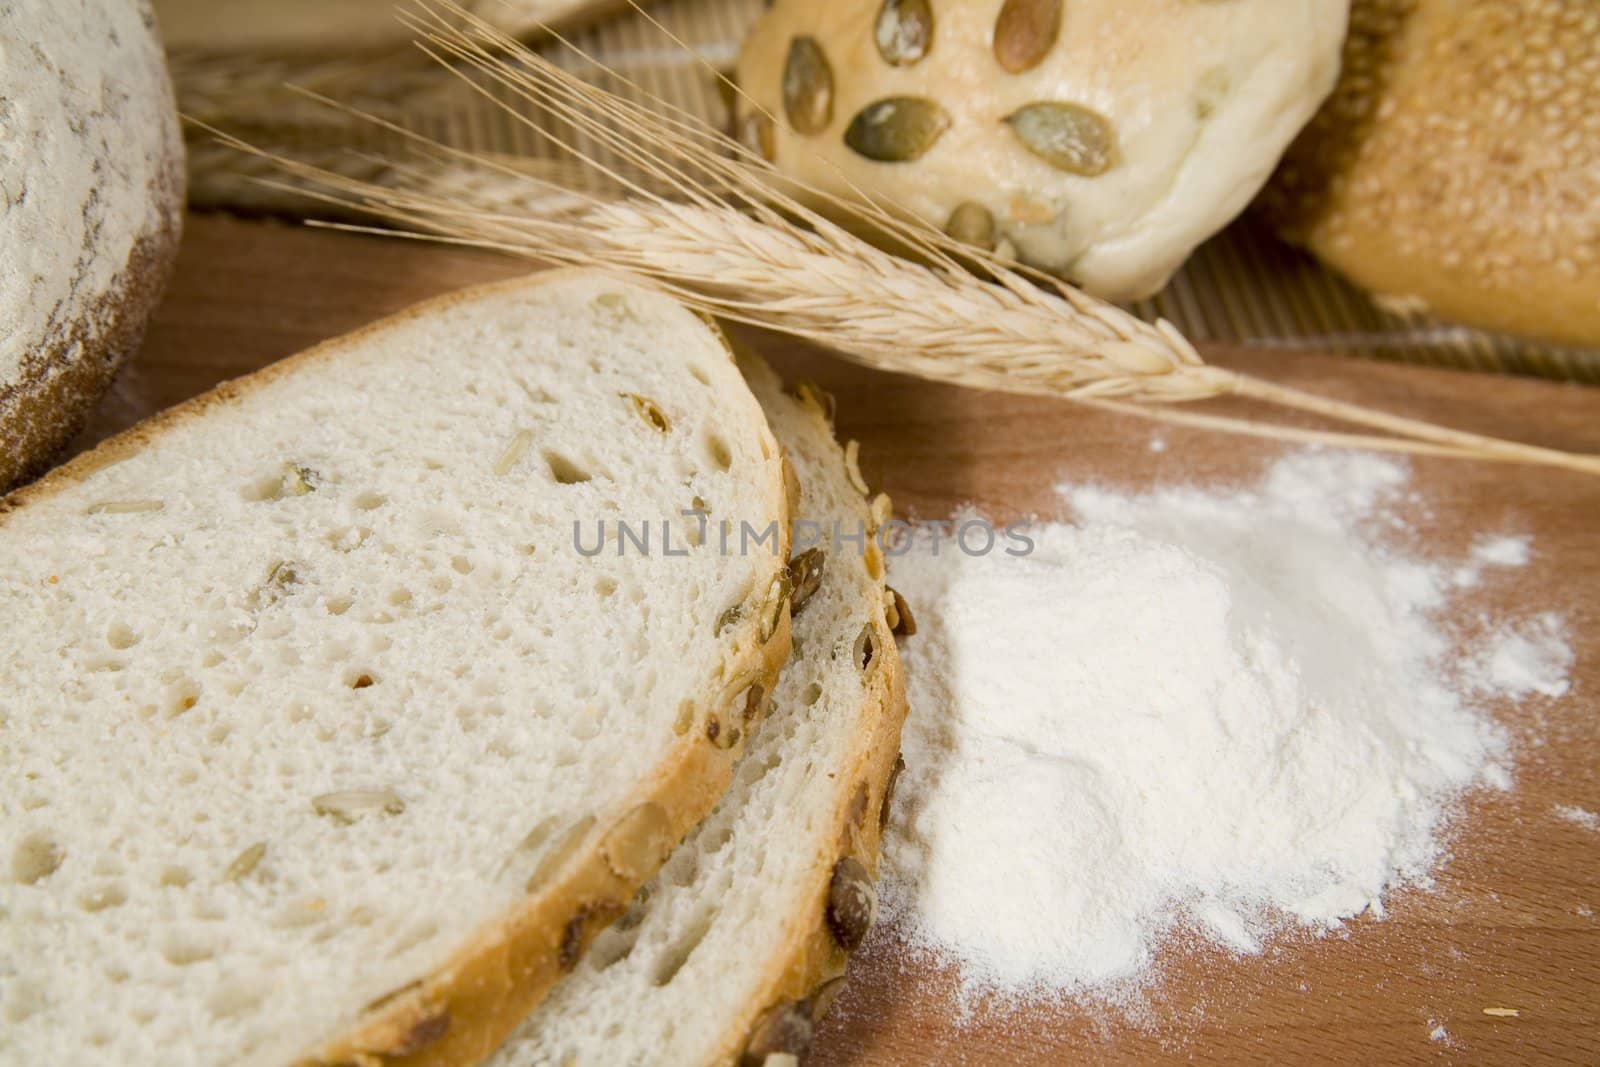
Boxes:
[735,0,1348,301]
[0,0,184,491]
[1261,0,1600,347]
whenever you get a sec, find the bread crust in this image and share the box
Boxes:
[0,270,795,1067]
[0,218,179,490]
[0,0,186,492]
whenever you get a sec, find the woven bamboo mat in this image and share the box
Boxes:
[167,0,1600,384]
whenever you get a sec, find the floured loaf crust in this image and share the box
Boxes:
[0,0,185,490]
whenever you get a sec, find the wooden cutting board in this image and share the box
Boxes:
[74,215,1600,1064]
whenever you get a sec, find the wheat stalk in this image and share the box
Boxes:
[208,0,1600,474]
[173,50,453,127]
[189,131,595,218]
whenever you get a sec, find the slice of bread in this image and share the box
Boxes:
[488,357,910,1066]
[0,271,793,1067]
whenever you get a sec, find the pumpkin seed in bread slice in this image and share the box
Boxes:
[488,355,909,1066]
[0,271,792,1067]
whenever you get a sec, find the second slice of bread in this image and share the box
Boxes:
[0,271,792,1066]
[486,356,910,1065]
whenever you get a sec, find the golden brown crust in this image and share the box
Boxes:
[0,106,185,493]
[0,269,795,1067]
[1262,0,1600,347]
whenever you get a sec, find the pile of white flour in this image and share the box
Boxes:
[882,452,1570,1005]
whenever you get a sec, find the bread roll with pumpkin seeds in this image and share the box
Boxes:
[736,0,1348,301]
[1261,0,1600,347]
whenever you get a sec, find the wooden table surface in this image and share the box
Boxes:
[75,215,1600,1065]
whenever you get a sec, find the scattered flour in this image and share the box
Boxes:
[881,452,1570,1007]
[1473,535,1531,568]
[1454,534,1532,588]
[1471,613,1574,699]
[1554,806,1599,833]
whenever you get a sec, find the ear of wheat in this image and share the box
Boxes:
[202,0,1600,474]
